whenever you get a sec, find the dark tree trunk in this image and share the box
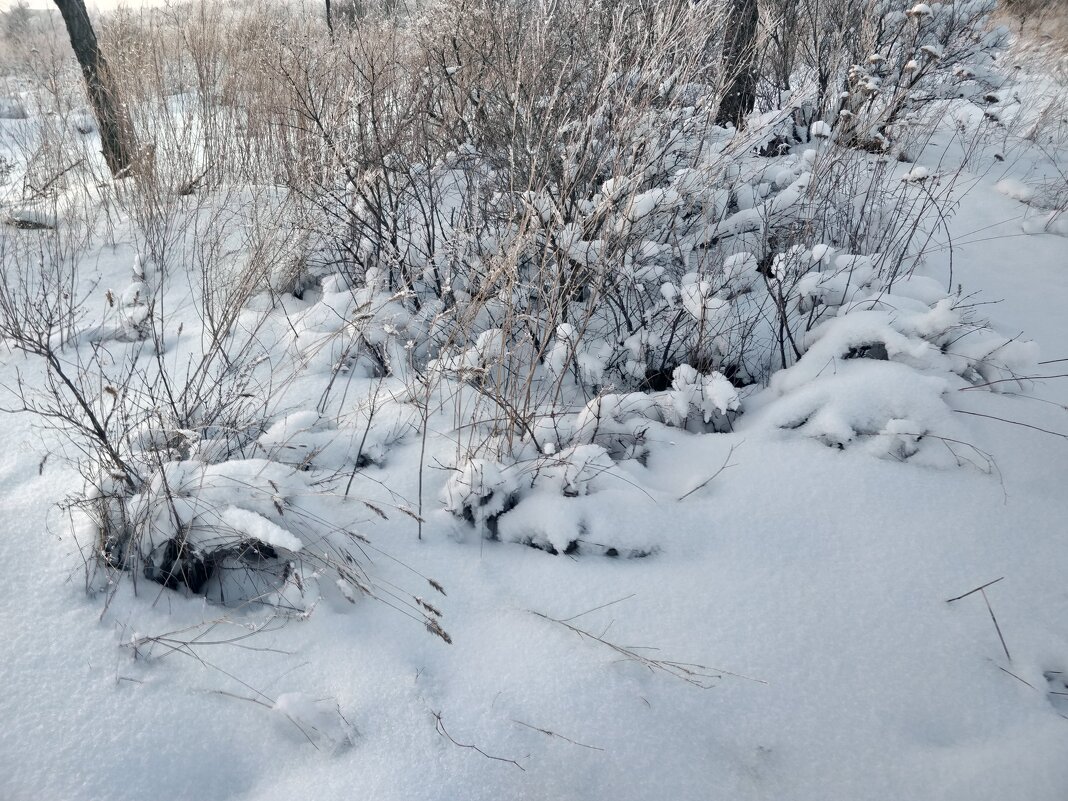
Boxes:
[325,0,334,35]
[52,0,134,177]
[717,0,760,128]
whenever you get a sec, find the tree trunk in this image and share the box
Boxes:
[717,0,759,128]
[52,0,134,177]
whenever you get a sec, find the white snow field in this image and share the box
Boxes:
[2,4,1068,800]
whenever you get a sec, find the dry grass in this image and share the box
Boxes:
[1001,0,1068,72]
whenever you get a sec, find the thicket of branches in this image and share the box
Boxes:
[0,0,1033,610]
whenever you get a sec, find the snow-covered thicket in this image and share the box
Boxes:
[7,2,1068,798]
[760,0,1009,149]
[0,0,1042,607]
[258,0,1032,543]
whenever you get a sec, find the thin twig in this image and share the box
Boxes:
[529,609,766,686]
[981,588,1011,662]
[958,373,1068,390]
[678,442,740,501]
[208,689,275,709]
[432,711,525,771]
[512,719,605,751]
[996,665,1036,691]
[560,593,636,623]
[953,409,1068,439]
[945,576,1004,603]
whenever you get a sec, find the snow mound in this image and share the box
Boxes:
[749,280,1036,464]
[4,206,57,230]
[995,178,1036,203]
[760,360,960,463]
[220,506,304,553]
[445,445,659,557]
[1022,212,1068,238]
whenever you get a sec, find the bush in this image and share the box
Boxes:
[0,0,1037,594]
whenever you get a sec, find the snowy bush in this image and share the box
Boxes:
[752,275,1038,463]
[442,458,518,538]
[0,189,453,643]
[760,0,1009,156]
[839,2,1005,144]
[200,0,1033,550]
[443,442,658,557]
[0,0,1041,584]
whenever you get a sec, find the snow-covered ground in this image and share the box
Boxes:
[3,20,1068,801]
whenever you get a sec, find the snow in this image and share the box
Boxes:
[3,10,1068,801]
[4,205,56,229]
[995,177,1036,203]
[902,165,931,182]
[1022,211,1068,237]
[810,120,832,139]
[220,506,304,553]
